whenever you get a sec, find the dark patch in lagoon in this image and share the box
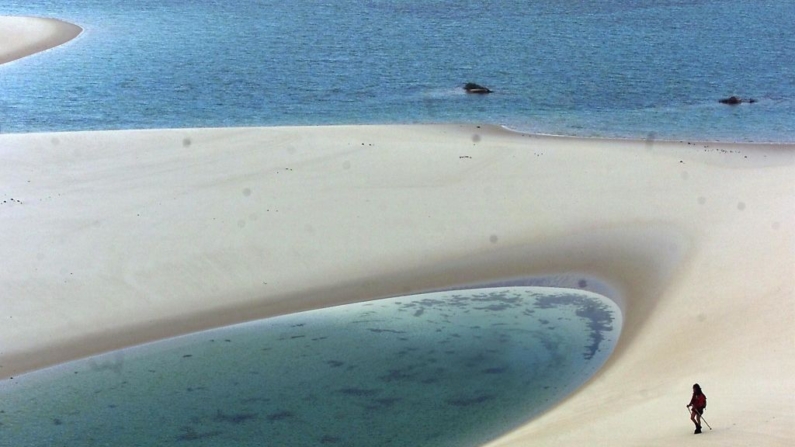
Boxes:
[447,394,495,407]
[535,294,614,359]
[176,426,223,442]
[368,328,406,334]
[379,369,417,382]
[214,409,257,424]
[374,397,401,407]
[474,303,512,311]
[338,387,380,397]
[266,411,295,422]
[241,396,271,404]
[366,397,402,409]
[471,293,522,306]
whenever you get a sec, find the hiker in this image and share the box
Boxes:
[687,383,707,434]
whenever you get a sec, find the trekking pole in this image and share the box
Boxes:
[686,407,712,430]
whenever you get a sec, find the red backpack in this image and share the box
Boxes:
[696,394,707,411]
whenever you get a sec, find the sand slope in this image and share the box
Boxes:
[1,125,792,445]
[0,16,81,65]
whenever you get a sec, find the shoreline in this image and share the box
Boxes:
[498,124,795,145]
[0,16,82,65]
[6,120,794,146]
[1,123,792,445]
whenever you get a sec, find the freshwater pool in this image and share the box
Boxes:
[0,286,621,446]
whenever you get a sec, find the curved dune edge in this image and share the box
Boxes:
[0,16,82,65]
[0,124,792,445]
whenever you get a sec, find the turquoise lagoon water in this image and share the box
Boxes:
[0,287,620,446]
[0,0,793,141]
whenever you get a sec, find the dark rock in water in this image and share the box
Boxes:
[719,96,756,105]
[719,96,742,105]
[464,82,492,94]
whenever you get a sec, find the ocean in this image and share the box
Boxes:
[0,0,793,141]
[1,287,620,446]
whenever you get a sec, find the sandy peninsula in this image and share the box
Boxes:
[0,16,81,65]
[1,123,792,446]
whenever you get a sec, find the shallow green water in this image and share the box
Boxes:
[0,286,620,446]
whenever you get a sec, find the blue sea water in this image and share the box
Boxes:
[1,287,620,447]
[0,0,793,141]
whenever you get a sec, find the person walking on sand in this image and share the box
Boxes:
[687,383,707,434]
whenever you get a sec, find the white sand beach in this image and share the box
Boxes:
[1,14,793,447]
[0,16,81,65]
[1,125,792,446]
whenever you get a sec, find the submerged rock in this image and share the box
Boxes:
[719,96,757,105]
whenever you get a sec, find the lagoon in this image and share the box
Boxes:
[1,286,620,446]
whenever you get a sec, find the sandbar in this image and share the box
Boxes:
[0,124,792,446]
[0,16,81,65]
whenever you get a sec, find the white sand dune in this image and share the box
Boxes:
[0,16,81,65]
[1,124,792,445]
